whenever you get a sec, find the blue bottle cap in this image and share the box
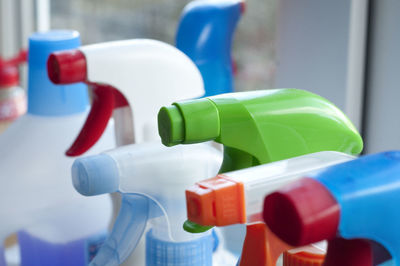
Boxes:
[71,154,119,196]
[27,30,89,116]
[145,229,213,266]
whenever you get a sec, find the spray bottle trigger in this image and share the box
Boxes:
[66,84,116,156]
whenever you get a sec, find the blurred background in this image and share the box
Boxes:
[1,0,400,158]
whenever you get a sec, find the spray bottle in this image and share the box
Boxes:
[71,142,226,266]
[47,1,244,264]
[263,151,400,266]
[0,31,115,266]
[157,88,363,263]
[0,50,27,132]
[185,151,355,265]
[47,39,205,265]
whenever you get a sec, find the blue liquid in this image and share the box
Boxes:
[18,230,107,266]
[0,245,5,266]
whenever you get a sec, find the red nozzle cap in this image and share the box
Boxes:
[0,66,19,88]
[324,238,373,266]
[47,49,87,84]
[263,178,340,247]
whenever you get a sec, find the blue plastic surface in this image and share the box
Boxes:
[90,193,162,266]
[0,245,5,266]
[146,229,213,266]
[72,154,119,196]
[311,151,400,265]
[27,30,89,116]
[176,0,243,96]
[18,230,107,266]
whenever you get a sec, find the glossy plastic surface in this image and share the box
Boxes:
[186,151,354,227]
[315,151,400,265]
[265,151,400,265]
[159,89,363,171]
[48,39,204,156]
[72,142,222,265]
[176,0,244,96]
[27,31,88,116]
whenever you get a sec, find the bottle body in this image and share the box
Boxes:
[0,112,115,265]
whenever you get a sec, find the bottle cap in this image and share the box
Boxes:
[27,30,88,116]
[145,229,213,266]
[71,154,119,196]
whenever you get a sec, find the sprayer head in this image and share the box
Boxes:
[158,98,220,147]
[47,49,87,84]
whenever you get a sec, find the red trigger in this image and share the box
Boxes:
[66,84,116,156]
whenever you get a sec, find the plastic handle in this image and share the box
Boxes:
[90,194,152,266]
[65,83,129,156]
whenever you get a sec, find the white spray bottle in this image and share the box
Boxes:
[47,39,205,265]
[0,31,115,266]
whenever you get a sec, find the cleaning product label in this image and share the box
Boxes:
[85,231,108,263]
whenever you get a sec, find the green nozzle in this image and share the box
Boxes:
[183,220,213,233]
[158,106,185,146]
[158,98,220,146]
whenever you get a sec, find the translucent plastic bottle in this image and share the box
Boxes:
[0,31,115,266]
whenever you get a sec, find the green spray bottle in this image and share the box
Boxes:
[157,88,363,261]
[159,88,362,227]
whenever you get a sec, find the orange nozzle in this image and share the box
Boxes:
[185,175,246,226]
[240,223,293,266]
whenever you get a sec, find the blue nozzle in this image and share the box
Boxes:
[27,30,89,116]
[72,154,119,196]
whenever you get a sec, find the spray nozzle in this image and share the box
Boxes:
[0,49,27,88]
[0,49,27,68]
[158,98,220,147]
[47,50,87,84]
